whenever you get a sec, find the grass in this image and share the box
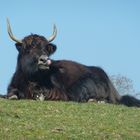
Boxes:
[0,98,140,140]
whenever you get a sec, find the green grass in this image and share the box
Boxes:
[0,98,140,140]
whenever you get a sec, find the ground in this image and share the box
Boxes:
[0,99,140,140]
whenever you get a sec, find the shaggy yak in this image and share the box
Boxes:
[3,19,140,107]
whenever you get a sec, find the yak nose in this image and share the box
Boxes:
[38,55,48,65]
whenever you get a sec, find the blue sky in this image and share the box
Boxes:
[0,0,140,94]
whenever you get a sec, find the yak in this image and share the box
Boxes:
[4,19,140,107]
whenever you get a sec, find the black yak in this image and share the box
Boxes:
[4,19,140,107]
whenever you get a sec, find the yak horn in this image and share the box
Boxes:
[47,24,57,42]
[7,18,22,44]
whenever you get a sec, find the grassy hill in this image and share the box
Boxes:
[0,98,140,140]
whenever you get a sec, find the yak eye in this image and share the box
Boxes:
[44,48,49,54]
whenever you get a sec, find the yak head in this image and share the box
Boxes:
[7,19,57,76]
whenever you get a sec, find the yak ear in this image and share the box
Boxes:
[15,42,23,52]
[46,43,57,55]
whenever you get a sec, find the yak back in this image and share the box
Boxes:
[50,60,93,88]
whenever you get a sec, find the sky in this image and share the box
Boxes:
[0,0,140,95]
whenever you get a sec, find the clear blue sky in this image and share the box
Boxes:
[0,0,140,94]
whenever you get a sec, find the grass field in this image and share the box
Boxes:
[0,98,140,140]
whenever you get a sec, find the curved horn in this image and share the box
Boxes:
[7,18,22,43]
[47,24,57,42]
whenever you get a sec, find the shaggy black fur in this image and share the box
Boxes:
[1,34,140,107]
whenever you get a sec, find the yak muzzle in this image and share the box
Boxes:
[38,55,51,70]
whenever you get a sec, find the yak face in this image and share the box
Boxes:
[16,35,57,75]
[7,19,57,76]
[7,19,57,74]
